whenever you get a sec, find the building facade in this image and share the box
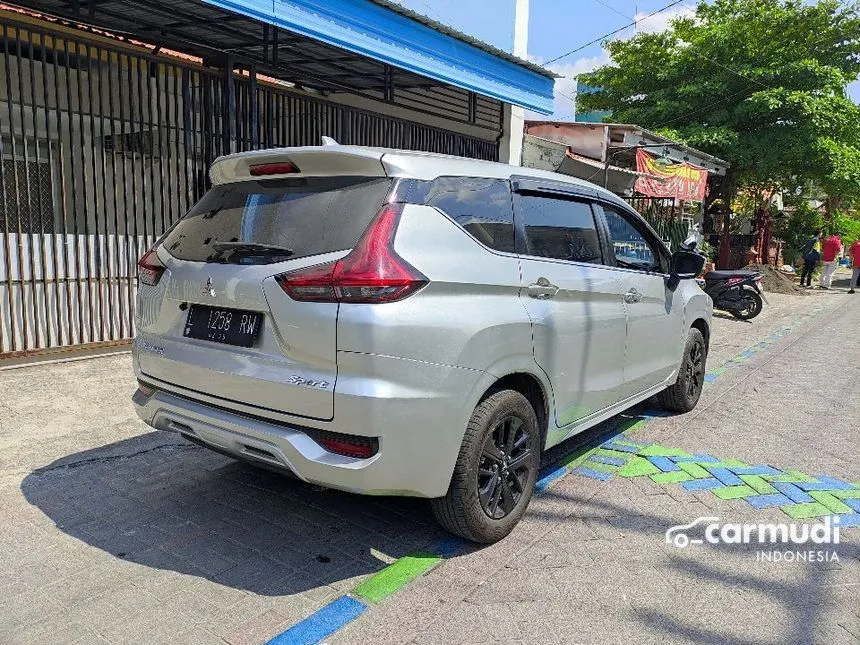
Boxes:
[0,0,554,358]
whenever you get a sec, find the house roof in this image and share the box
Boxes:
[366,0,557,80]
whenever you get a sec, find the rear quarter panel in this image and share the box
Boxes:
[336,204,535,376]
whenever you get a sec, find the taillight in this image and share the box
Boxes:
[275,204,428,304]
[137,247,166,286]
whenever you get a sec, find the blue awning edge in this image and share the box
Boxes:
[201,0,556,114]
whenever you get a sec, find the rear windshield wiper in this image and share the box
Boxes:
[211,242,295,258]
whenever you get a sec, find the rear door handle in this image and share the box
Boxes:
[623,288,642,303]
[528,278,559,299]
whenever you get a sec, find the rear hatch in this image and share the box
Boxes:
[136,160,392,421]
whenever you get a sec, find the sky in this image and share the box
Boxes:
[393,0,860,119]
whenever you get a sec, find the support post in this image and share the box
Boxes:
[223,55,235,156]
[499,0,528,165]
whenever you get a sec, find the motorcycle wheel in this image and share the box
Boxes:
[730,288,763,320]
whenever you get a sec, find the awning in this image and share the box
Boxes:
[206,0,556,113]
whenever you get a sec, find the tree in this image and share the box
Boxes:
[578,0,860,267]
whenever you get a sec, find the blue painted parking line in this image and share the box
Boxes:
[746,493,793,509]
[267,596,367,645]
[535,465,569,492]
[571,466,612,481]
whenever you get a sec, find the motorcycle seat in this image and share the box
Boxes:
[704,270,759,281]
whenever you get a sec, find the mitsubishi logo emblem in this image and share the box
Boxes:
[202,276,216,297]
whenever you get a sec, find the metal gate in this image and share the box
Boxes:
[0,16,499,357]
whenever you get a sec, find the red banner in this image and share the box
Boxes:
[635,149,708,201]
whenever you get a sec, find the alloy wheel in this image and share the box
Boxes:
[686,340,705,398]
[477,416,533,519]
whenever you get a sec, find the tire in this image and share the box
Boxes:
[655,328,707,413]
[729,288,763,320]
[431,389,541,544]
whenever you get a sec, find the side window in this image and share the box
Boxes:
[602,205,664,273]
[424,177,515,253]
[518,194,602,263]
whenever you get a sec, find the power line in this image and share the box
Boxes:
[650,84,758,130]
[544,0,687,65]
[590,0,632,21]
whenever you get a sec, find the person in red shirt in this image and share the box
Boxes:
[819,232,843,289]
[849,238,860,294]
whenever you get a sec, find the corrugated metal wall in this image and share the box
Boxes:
[0,16,499,356]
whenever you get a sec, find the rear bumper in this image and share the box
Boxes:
[133,352,487,498]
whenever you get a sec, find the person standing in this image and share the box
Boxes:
[799,231,821,287]
[819,231,843,289]
[849,238,860,294]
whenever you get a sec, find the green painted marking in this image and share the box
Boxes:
[352,552,441,604]
[582,460,619,475]
[709,459,750,469]
[765,470,818,483]
[712,485,757,500]
[618,456,661,478]
[833,489,860,499]
[710,367,727,376]
[677,462,712,479]
[808,491,853,514]
[739,475,777,495]
[593,448,635,460]
[637,445,692,458]
[650,470,695,484]
[781,502,832,520]
[619,419,647,435]
[561,446,598,470]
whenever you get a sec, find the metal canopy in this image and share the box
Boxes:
[8,0,555,115]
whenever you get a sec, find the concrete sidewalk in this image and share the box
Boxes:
[333,293,860,645]
[0,289,856,644]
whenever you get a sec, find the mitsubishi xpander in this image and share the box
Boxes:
[132,143,711,543]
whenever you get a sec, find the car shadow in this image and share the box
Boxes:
[711,311,754,323]
[20,432,453,597]
[19,403,667,599]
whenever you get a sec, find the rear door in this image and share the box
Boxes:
[596,203,684,397]
[513,182,627,428]
[136,174,392,421]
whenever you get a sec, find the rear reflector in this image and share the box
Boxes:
[136,381,155,397]
[275,203,427,304]
[137,248,166,286]
[249,161,300,176]
[317,436,377,459]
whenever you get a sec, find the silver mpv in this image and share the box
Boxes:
[133,143,711,543]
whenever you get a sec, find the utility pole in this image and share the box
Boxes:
[500,0,529,166]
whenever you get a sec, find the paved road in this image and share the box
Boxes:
[0,288,857,644]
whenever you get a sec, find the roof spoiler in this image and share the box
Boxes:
[209,139,386,184]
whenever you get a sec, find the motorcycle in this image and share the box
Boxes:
[678,230,767,320]
[696,270,768,320]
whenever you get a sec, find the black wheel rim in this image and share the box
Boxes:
[686,340,705,398]
[737,294,760,317]
[477,416,532,519]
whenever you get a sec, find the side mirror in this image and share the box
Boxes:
[667,249,706,290]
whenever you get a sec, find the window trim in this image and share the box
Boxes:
[511,188,611,266]
[594,200,670,276]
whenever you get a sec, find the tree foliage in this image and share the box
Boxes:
[577,0,860,205]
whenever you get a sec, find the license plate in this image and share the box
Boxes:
[183,305,262,347]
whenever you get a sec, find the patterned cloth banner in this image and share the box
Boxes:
[634,149,709,201]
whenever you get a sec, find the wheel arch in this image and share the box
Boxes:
[480,372,549,451]
[690,317,710,352]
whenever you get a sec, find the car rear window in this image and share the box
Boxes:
[162,176,392,263]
